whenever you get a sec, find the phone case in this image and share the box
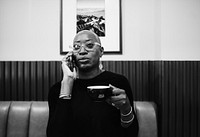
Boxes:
[68,54,76,71]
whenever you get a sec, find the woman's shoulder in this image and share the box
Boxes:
[103,70,128,80]
[49,81,62,96]
[50,81,61,89]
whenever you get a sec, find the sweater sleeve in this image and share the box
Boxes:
[119,76,139,137]
[46,82,73,137]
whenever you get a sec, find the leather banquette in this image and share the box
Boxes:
[0,101,157,137]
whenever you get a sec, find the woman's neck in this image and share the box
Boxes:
[77,68,104,79]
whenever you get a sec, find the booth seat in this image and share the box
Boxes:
[0,101,157,137]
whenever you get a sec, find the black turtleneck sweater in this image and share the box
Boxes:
[46,71,138,137]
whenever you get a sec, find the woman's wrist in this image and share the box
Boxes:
[120,103,132,115]
[121,113,134,123]
[120,113,134,128]
[59,94,72,99]
[62,74,76,81]
[120,104,134,127]
[121,106,132,116]
[59,78,74,99]
[120,106,134,128]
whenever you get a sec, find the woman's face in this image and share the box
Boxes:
[73,31,103,72]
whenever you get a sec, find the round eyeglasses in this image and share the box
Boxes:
[70,42,101,53]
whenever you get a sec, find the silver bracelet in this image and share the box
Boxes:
[121,115,134,124]
[59,94,72,99]
[121,106,132,117]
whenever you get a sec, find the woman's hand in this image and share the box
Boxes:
[107,84,131,114]
[59,52,77,99]
[61,52,77,80]
[107,84,134,127]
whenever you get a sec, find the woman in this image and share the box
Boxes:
[46,30,138,137]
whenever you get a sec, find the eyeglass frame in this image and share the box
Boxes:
[70,42,101,53]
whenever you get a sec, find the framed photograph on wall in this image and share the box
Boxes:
[60,0,122,55]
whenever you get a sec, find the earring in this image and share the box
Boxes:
[99,61,103,70]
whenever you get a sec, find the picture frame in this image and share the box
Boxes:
[60,0,122,55]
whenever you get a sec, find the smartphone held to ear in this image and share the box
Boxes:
[67,54,76,72]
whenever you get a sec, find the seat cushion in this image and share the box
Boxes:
[135,101,157,137]
[7,102,31,137]
[0,102,11,137]
[29,102,49,137]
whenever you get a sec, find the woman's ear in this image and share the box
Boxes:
[99,47,104,57]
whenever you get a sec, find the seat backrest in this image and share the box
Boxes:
[0,101,49,137]
[0,101,157,137]
[135,101,157,137]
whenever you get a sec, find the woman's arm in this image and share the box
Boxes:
[120,77,139,137]
[46,83,73,137]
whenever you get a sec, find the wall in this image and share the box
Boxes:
[160,0,200,60]
[0,61,200,137]
[0,0,200,61]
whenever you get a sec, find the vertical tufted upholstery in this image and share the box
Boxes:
[0,102,48,137]
[0,102,10,137]
[0,101,157,137]
[29,102,49,137]
[135,101,157,137]
[7,102,31,137]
